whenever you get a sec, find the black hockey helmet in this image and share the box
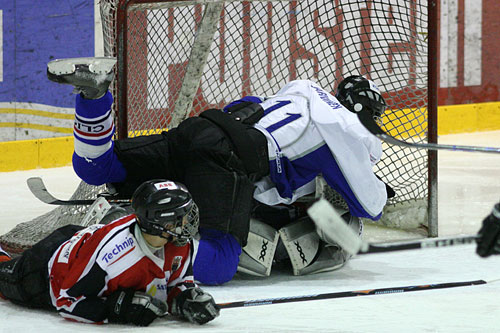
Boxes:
[335,75,387,122]
[132,179,199,246]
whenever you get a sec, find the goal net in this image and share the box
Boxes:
[0,0,436,253]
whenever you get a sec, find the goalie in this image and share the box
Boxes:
[0,179,219,326]
[45,57,393,284]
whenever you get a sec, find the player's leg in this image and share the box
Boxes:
[0,225,83,308]
[47,57,128,186]
[236,202,304,277]
[47,57,175,191]
[186,165,254,285]
[192,228,242,285]
[173,117,257,284]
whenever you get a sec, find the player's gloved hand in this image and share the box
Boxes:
[476,203,500,257]
[105,289,167,326]
[171,287,220,324]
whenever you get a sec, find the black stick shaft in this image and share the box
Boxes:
[362,235,478,254]
[217,280,486,309]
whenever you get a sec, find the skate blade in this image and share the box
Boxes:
[47,57,117,76]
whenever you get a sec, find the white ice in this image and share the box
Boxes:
[1,131,499,332]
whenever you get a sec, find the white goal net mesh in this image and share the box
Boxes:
[0,0,432,253]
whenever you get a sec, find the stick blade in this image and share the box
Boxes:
[307,199,365,256]
[27,177,60,204]
[26,177,95,205]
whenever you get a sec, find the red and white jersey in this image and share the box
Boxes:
[47,214,196,324]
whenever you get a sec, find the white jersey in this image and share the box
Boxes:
[252,80,387,220]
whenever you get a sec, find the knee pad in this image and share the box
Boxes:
[237,218,279,277]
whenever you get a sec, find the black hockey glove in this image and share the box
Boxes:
[171,287,220,324]
[476,203,500,257]
[105,289,167,326]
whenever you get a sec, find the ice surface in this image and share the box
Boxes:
[0,131,499,332]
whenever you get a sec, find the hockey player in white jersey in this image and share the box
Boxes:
[0,179,219,326]
[235,77,391,276]
[44,57,393,284]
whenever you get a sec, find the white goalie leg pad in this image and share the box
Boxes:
[278,217,320,276]
[237,218,279,277]
[299,243,350,275]
[279,217,351,276]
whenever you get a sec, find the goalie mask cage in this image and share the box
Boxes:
[0,0,438,253]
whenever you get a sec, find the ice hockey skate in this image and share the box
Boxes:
[47,57,116,99]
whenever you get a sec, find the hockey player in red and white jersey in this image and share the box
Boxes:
[0,179,219,326]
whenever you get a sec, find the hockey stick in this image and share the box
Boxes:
[357,109,500,154]
[27,177,130,206]
[217,279,485,309]
[307,199,478,256]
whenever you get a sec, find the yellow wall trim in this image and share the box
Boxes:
[0,101,499,172]
[438,102,500,135]
[0,136,73,172]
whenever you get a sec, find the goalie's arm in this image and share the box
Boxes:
[318,134,387,221]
